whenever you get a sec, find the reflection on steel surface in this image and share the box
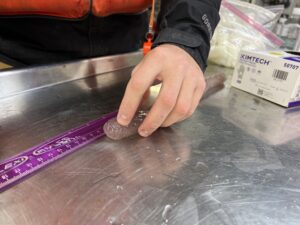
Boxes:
[0,51,142,99]
[222,87,300,145]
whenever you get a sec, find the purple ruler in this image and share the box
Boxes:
[0,111,117,193]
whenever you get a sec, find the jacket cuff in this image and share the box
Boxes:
[152,28,209,72]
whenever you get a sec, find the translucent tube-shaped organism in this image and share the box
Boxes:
[103,110,147,140]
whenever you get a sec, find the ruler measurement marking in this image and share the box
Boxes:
[0,111,117,192]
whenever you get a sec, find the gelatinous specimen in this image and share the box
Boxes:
[103,110,147,140]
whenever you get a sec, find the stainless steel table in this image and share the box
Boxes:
[1,52,300,225]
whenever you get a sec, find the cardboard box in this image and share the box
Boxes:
[231,50,300,107]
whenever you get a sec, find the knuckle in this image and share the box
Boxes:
[176,103,190,117]
[177,61,189,71]
[129,76,144,93]
[160,94,176,109]
[174,62,189,74]
[151,47,166,60]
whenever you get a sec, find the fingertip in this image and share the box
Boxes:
[138,128,150,137]
[117,113,130,126]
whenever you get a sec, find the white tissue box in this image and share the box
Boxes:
[231,50,300,107]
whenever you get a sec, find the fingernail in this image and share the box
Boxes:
[117,114,128,125]
[139,129,149,137]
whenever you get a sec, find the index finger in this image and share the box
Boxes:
[117,55,162,126]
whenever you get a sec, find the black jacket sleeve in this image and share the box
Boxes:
[152,0,221,71]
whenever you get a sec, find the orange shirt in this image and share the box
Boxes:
[0,0,152,19]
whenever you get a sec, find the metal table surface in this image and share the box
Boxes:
[1,52,300,225]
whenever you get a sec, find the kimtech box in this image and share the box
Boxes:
[231,50,300,107]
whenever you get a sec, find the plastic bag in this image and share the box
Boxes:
[208,0,283,68]
[263,4,285,31]
[226,0,282,30]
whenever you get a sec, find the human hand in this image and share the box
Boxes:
[117,44,206,137]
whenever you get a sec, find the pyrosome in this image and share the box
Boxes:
[103,110,147,140]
